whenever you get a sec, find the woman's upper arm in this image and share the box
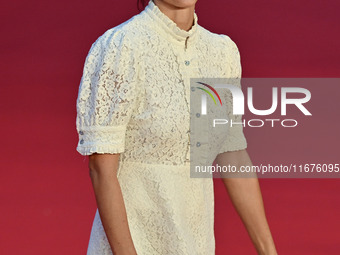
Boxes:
[88,153,121,176]
[217,35,247,155]
[75,29,139,157]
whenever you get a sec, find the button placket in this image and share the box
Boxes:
[183,47,194,162]
[190,78,211,167]
[169,40,197,163]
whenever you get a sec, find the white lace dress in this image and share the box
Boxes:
[76,1,247,254]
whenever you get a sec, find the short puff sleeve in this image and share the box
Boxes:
[76,29,140,156]
[218,36,248,154]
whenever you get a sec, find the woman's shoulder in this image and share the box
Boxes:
[89,13,145,52]
[198,25,239,53]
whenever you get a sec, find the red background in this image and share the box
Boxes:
[1,0,339,254]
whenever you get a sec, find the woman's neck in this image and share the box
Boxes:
[153,0,196,31]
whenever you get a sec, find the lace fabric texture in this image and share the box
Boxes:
[76,0,247,254]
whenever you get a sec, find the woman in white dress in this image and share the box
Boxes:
[75,0,278,254]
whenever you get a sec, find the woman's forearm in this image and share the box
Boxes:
[215,150,278,255]
[223,177,277,255]
[89,154,137,255]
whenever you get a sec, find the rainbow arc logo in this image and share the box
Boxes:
[196,82,222,106]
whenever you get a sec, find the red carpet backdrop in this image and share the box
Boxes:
[1,0,339,254]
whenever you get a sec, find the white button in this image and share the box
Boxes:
[185,60,190,66]
[196,142,201,147]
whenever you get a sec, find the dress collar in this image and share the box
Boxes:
[144,0,199,45]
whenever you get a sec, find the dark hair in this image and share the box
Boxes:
[137,0,148,11]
